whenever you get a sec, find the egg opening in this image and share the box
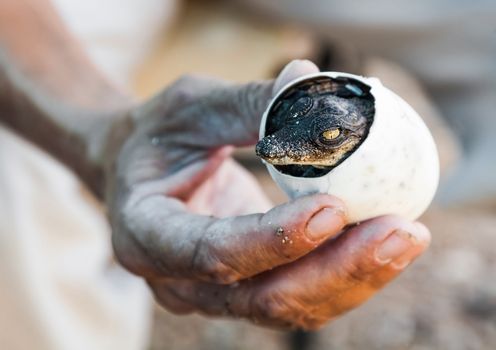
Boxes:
[256,76,376,177]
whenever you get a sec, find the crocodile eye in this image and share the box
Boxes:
[321,128,341,140]
[315,126,346,148]
[287,96,313,120]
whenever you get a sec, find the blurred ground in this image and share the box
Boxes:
[133,1,496,349]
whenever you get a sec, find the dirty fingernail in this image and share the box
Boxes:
[376,230,418,264]
[306,207,346,241]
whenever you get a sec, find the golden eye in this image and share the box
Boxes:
[322,128,341,140]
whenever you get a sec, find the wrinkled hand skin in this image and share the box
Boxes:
[106,60,431,330]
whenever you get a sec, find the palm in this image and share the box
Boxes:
[186,157,273,218]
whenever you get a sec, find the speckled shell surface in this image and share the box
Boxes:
[259,72,439,222]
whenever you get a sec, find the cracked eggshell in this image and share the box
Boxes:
[259,72,439,222]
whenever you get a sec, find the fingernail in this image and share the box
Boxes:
[391,250,418,270]
[375,230,418,264]
[279,60,317,80]
[306,207,346,241]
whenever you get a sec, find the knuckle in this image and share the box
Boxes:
[191,241,241,284]
[251,291,328,329]
[236,81,268,115]
[169,74,199,103]
[174,73,197,86]
[342,260,376,285]
[252,291,291,321]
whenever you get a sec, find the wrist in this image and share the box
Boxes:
[81,100,136,199]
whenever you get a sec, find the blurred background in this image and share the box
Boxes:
[134,1,496,349]
[2,0,496,349]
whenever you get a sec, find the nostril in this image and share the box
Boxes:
[257,136,287,159]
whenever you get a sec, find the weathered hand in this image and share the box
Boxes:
[106,60,431,330]
[148,216,430,330]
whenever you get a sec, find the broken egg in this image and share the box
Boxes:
[257,72,439,222]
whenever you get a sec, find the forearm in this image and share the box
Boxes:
[0,0,133,197]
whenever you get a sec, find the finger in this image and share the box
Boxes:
[240,216,430,329]
[160,60,320,147]
[168,146,233,200]
[273,59,320,93]
[152,216,430,329]
[120,145,233,202]
[115,193,347,283]
[319,232,429,319]
[212,59,319,143]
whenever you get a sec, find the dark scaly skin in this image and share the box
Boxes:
[256,76,375,177]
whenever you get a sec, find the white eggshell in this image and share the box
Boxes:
[259,72,439,222]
